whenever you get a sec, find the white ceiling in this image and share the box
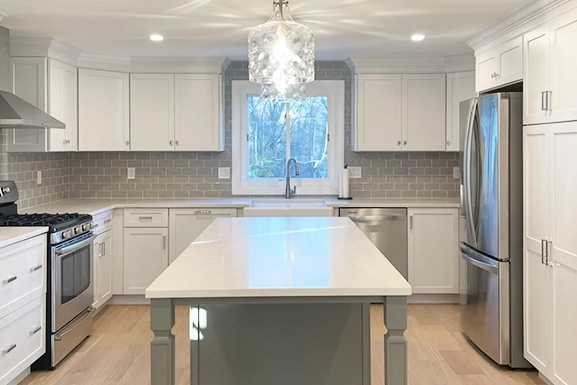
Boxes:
[0,0,532,60]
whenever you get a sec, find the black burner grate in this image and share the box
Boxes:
[0,212,80,226]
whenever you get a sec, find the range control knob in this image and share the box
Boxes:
[62,230,72,239]
[74,226,82,234]
[82,223,92,231]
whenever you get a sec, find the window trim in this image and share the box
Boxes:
[232,80,344,196]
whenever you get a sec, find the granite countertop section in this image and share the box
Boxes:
[324,197,460,208]
[26,197,460,216]
[0,227,48,248]
[146,217,411,299]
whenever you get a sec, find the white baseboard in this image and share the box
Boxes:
[9,367,30,385]
[408,294,460,304]
[539,373,555,385]
[108,295,150,306]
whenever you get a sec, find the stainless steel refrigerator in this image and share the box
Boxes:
[459,92,531,368]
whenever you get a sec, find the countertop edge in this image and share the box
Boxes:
[0,227,48,249]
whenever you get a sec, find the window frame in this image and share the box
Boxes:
[232,80,344,195]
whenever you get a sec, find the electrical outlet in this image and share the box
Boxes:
[349,167,362,178]
[453,166,460,180]
[218,167,231,179]
[127,167,135,180]
[37,171,42,185]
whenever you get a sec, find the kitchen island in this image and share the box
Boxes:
[145,217,412,385]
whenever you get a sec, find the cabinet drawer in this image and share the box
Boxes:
[92,210,113,233]
[123,209,168,227]
[0,236,46,320]
[0,296,45,385]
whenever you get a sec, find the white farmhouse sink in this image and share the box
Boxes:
[244,199,332,217]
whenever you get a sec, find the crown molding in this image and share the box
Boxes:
[9,36,82,66]
[348,54,474,74]
[0,12,8,24]
[468,0,573,52]
[130,56,226,73]
[76,50,132,72]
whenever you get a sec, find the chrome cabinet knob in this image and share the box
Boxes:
[170,141,173,145]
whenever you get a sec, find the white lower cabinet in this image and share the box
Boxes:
[408,208,459,294]
[93,229,113,310]
[123,227,169,295]
[169,208,237,264]
[0,234,46,385]
[523,122,577,385]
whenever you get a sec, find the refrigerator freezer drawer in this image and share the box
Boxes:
[460,245,510,365]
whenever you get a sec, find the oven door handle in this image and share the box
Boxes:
[54,235,95,256]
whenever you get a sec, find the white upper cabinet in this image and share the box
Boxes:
[7,58,77,152]
[354,73,446,152]
[446,71,475,152]
[130,74,175,151]
[475,36,522,92]
[129,73,223,151]
[524,8,577,125]
[402,74,446,151]
[354,74,402,151]
[78,69,130,151]
[175,74,223,151]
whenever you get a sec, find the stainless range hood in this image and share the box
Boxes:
[0,90,65,129]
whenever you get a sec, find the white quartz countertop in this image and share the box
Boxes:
[145,217,412,299]
[25,197,459,216]
[0,227,48,248]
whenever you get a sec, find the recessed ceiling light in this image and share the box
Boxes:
[411,34,425,42]
[150,34,164,42]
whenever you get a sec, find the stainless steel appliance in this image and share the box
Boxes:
[0,181,94,368]
[339,208,408,279]
[459,93,530,368]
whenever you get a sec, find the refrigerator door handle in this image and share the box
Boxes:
[463,98,478,246]
[461,245,499,274]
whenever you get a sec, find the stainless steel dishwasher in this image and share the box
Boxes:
[339,208,408,279]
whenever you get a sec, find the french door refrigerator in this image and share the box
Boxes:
[459,92,530,368]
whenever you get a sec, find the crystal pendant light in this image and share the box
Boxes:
[248,0,315,100]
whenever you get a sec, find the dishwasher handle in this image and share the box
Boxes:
[347,214,405,222]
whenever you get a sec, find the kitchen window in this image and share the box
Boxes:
[232,80,344,195]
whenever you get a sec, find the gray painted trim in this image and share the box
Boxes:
[384,296,408,385]
[150,298,176,385]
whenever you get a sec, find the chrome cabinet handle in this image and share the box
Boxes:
[138,216,153,221]
[541,239,545,264]
[30,326,42,335]
[162,236,167,250]
[3,344,17,354]
[30,265,43,272]
[3,276,17,284]
[545,240,553,267]
[103,218,112,224]
[541,91,546,110]
[194,209,212,215]
[546,91,552,111]
[409,215,413,230]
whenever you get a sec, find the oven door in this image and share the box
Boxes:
[52,233,95,332]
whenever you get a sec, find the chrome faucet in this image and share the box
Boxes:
[285,158,300,199]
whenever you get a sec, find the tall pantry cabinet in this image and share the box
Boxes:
[523,123,577,384]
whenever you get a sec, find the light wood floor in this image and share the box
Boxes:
[20,304,545,385]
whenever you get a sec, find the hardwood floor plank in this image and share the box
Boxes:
[20,304,543,385]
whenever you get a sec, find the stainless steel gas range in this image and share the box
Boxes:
[0,181,95,369]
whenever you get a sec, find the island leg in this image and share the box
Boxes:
[384,296,408,385]
[151,298,176,385]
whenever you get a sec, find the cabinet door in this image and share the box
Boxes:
[123,227,168,295]
[175,74,223,151]
[524,25,551,125]
[402,74,446,151]
[522,124,552,373]
[549,122,577,385]
[48,59,77,152]
[475,49,498,93]
[496,36,523,86]
[169,208,237,264]
[354,74,402,151]
[130,74,175,151]
[408,208,459,293]
[78,69,130,151]
[94,230,113,309]
[7,57,49,152]
[446,71,475,152]
[549,9,577,124]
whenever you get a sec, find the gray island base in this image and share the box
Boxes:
[146,217,411,385]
